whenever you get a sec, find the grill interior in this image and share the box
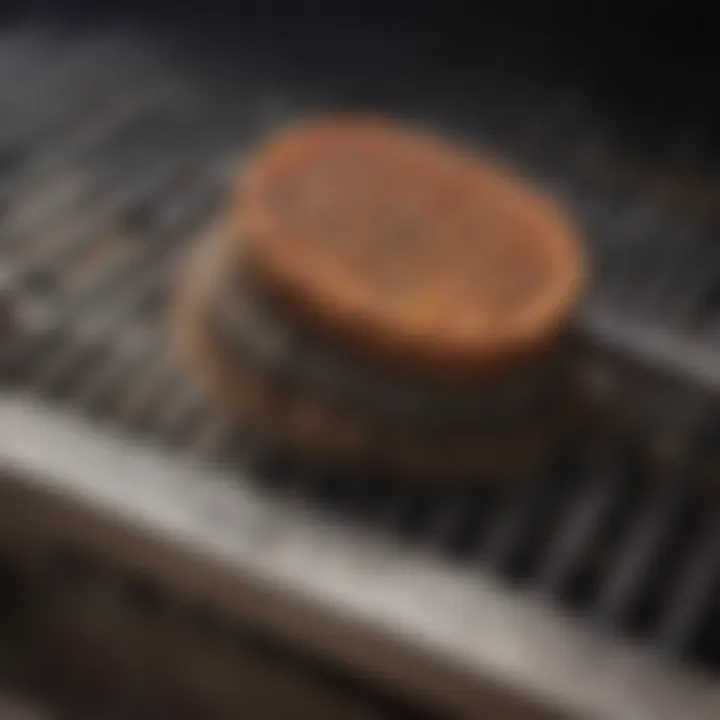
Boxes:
[3,9,720,718]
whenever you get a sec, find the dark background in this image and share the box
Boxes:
[4,1,716,153]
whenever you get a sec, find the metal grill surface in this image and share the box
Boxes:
[3,17,720,720]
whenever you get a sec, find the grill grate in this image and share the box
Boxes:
[3,17,720,714]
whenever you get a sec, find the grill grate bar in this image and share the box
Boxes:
[593,472,687,628]
[70,328,158,411]
[191,412,236,460]
[426,493,488,556]
[1,147,193,290]
[29,272,167,395]
[151,381,208,444]
[0,155,223,382]
[112,341,177,428]
[0,87,180,228]
[536,465,619,595]
[657,513,720,654]
[480,474,551,573]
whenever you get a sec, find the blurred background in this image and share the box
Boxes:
[2,1,720,718]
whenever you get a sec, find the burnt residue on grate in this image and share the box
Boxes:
[3,19,720,684]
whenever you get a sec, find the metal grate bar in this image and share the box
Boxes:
[480,473,554,574]
[657,511,720,654]
[1,155,224,380]
[593,472,688,628]
[536,466,619,595]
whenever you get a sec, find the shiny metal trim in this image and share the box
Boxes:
[1,394,718,720]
